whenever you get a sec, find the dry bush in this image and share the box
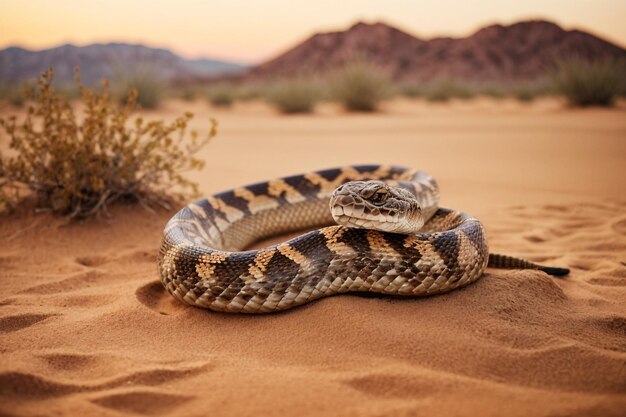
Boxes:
[207,84,237,108]
[178,86,199,102]
[0,69,215,219]
[398,83,424,99]
[0,83,28,107]
[478,85,506,99]
[512,84,537,102]
[330,61,391,111]
[552,57,625,106]
[424,79,475,102]
[510,82,552,102]
[267,78,320,114]
[236,83,267,102]
[114,66,165,109]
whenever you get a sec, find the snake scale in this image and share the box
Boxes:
[158,165,569,313]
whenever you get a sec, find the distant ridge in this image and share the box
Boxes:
[247,19,626,82]
[2,20,624,85]
[0,43,247,85]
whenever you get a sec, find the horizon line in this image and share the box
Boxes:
[2,16,624,65]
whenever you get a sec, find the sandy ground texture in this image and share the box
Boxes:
[1,98,625,417]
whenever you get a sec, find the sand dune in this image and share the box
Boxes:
[1,98,625,416]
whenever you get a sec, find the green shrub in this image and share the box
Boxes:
[267,78,319,114]
[178,86,198,102]
[0,69,215,219]
[55,83,82,101]
[512,85,536,102]
[0,83,27,107]
[552,57,625,106]
[236,83,266,101]
[424,79,475,102]
[512,81,555,102]
[479,85,506,99]
[398,83,424,99]
[115,67,165,109]
[208,84,236,108]
[330,61,391,111]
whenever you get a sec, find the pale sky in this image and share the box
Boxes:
[1,0,624,64]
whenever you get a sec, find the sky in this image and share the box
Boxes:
[1,0,624,64]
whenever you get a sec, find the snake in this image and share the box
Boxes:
[157,165,569,313]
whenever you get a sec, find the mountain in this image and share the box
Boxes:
[247,20,626,82]
[3,21,623,85]
[185,58,246,76]
[0,43,247,85]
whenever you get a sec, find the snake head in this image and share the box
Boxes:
[329,180,424,234]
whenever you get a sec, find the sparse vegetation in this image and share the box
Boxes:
[207,84,237,108]
[115,67,165,109]
[330,61,391,111]
[424,79,475,102]
[552,57,625,107]
[0,69,215,219]
[178,86,199,102]
[395,79,559,103]
[398,83,423,99]
[0,83,28,107]
[236,83,267,102]
[266,78,320,114]
[479,85,506,100]
[512,84,537,102]
[55,83,82,101]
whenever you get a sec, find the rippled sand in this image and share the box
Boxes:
[1,98,625,416]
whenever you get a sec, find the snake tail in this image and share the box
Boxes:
[488,253,570,276]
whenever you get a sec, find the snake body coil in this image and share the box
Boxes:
[158,165,567,313]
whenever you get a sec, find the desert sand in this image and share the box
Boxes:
[1,98,625,417]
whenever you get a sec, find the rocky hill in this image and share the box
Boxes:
[247,20,626,82]
[0,43,247,85]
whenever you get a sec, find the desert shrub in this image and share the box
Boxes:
[207,84,236,108]
[178,86,199,102]
[424,79,475,102]
[398,83,424,99]
[512,85,536,102]
[55,83,82,101]
[0,83,27,107]
[236,83,266,101]
[0,69,215,218]
[330,61,391,111]
[115,67,165,109]
[479,85,506,99]
[267,78,319,114]
[552,57,625,106]
[513,81,557,102]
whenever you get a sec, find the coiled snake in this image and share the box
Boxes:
[158,165,569,313]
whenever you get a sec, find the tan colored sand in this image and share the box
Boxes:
[1,98,625,417]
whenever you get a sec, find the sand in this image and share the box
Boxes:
[1,98,625,417]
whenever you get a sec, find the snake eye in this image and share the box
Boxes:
[371,190,389,205]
